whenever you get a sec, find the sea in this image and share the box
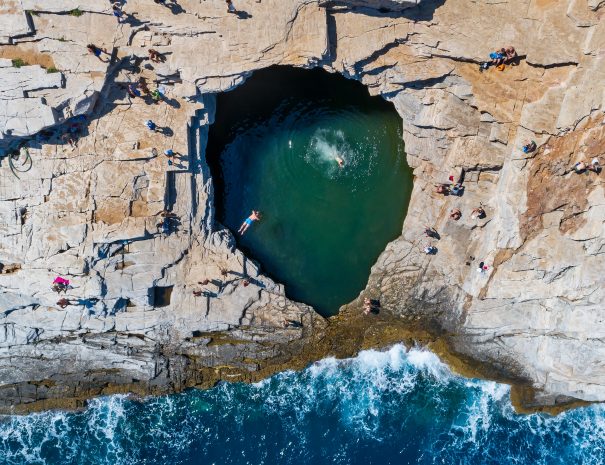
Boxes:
[1,344,604,464]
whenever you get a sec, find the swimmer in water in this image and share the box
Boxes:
[335,156,344,168]
[238,210,261,235]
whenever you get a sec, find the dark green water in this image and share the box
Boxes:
[207,67,412,315]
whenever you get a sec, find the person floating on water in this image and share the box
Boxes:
[335,156,344,168]
[238,210,261,235]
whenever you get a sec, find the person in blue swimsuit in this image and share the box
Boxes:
[238,210,261,235]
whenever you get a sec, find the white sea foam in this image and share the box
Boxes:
[3,345,605,464]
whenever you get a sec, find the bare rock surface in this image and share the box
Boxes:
[0,0,604,413]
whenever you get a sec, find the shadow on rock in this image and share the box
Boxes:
[322,0,445,21]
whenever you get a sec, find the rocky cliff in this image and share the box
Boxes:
[0,0,603,413]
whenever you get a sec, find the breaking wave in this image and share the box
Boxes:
[2,345,605,464]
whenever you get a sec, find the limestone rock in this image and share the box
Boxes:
[0,0,605,414]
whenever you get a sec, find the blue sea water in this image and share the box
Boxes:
[1,345,604,464]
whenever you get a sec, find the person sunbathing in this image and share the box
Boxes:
[471,207,486,219]
[489,50,505,66]
[574,161,587,173]
[148,49,163,63]
[522,140,536,154]
[587,158,601,173]
[504,46,518,63]
[435,184,450,195]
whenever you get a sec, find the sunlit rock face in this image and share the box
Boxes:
[0,0,604,413]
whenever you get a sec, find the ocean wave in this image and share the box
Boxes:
[1,345,605,465]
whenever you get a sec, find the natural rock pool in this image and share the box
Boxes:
[207,67,412,316]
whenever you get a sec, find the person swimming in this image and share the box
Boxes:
[238,210,261,235]
[335,156,344,168]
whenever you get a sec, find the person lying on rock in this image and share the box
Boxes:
[450,208,462,221]
[489,50,505,66]
[61,133,77,148]
[112,3,123,21]
[138,77,151,94]
[587,158,601,174]
[424,226,439,239]
[148,49,164,63]
[52,277,71,294]
[283,318,302,328]
[238,210,261,235]
[573,161,587,173]
[522,140,536,154]
[56,298,71,309]
[435,184,450,195]
[471,206,486,220]
[450,183,464,196]
[504,46,518,63]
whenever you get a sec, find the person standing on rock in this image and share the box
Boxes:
[87,44,109,62]
[238,210,261,235]
[164,149,176,166]
[146,120,157,132]
[112,3,123,22]
[226,0,237,13]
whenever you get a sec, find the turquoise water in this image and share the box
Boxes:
[207,67,412,315]
[2,345,604,464]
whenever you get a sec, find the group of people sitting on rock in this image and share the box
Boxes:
[128,75,165,103]
[573,158,601,174]
[524,135,603,175]
[480,46,518,71]
[434,181,464,196]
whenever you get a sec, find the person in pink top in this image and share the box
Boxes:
[52,277,70,293]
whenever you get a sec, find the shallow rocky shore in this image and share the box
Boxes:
[0,0,604,414]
